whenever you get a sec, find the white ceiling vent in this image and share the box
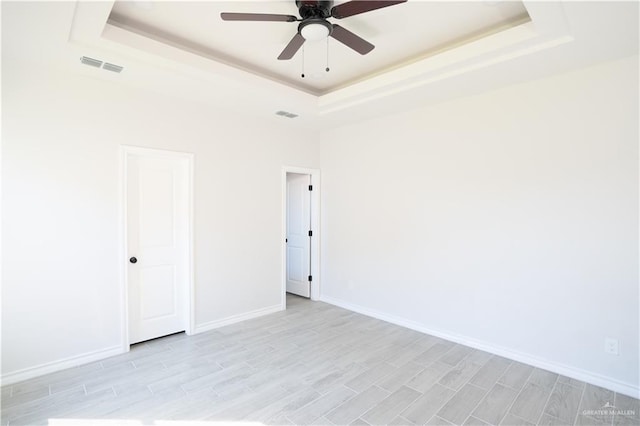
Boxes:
[103,63,124,73]
[80,56,102,68]
[80,57,124,73]
[276,110,298,119]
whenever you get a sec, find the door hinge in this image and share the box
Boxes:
[308,230,312,237]
[308,275,313,282]
[308,185,313,191]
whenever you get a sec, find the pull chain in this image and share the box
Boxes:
[326,37,330,72]
[301,44,305,78]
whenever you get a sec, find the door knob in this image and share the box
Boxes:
[129,257,137,264]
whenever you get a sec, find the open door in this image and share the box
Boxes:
[286,173,311,298]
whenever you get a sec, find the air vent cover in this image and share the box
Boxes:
[103,63,124,73]
[80,56,124,73]
[80,56,103,68]
[276,110,298,119]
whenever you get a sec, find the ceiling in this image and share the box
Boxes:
[2,1,638,129]
[107,1,530,95]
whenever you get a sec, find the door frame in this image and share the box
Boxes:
[119,145,195,352]
[282,166,321,307]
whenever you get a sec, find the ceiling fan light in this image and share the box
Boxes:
[301,23,330,41]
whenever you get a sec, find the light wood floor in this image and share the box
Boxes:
[1,295,638,425]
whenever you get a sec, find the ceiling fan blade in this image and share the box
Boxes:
[220,13,298,22]
[278,33,306,60]
[331,0,407,19]
[330,24,374,55]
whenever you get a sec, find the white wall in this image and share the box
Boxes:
[1,61,318,379]
[319,56,639,395]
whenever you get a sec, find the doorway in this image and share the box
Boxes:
[282,167,320,307]
[122,146,193,347]
[286,173,311,298]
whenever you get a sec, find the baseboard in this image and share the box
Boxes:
[1,345,123,386]
[2,305,283,386]
[194,304,283,334]
[320,295,639,399]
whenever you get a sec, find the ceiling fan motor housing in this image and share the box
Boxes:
[296,0,333,19]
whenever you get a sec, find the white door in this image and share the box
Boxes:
[286,173,311,298]
[126,150,190,344]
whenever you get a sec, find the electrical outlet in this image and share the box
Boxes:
[605,338,619,355]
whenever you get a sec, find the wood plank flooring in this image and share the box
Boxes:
[1,295,638,425]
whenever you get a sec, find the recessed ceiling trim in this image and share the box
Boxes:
[319,21,543,107]
[103,0,536,96]
[317,0,573,114]
[67,0,574,121]
[324,11,532,94]
[318,33,575,116]
[105,15,323,96]
[100,21,322,99]
[98,8,546,104]
[96,20,318,118]
[97,0,569,110]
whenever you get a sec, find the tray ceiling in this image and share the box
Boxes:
[107,1,530,95]
[7,1,634,128]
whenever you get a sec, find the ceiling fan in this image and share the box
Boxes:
[221,0,407,60]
